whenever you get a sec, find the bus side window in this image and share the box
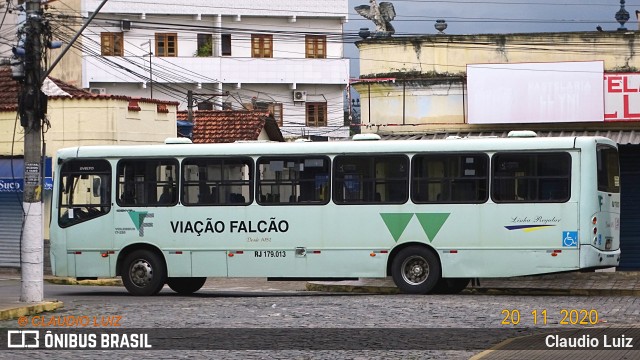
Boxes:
[492,152,570,203]
[257,156,329,205]
[116,159,178,207]
[411,153,487,204]
[182,157,252,206]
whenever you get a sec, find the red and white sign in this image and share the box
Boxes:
[604,73,640,121]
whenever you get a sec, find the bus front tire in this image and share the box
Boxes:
[122,250,167,296]
[391,246,441,294]
[167,277,207,295]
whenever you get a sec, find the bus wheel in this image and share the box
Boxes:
[433,278,470,294]
[167,277,207,295]
[391,246,441,294]
[122,250,166,296]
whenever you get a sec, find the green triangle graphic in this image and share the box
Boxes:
[128,211,146,230]
[380,213,414,242]
[415,213,450,242]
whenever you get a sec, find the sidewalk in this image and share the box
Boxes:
[0,271,63,321]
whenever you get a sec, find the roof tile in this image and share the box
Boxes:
[0,65,178,112]
[178,110,284,143]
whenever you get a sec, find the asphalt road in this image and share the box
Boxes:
[0,279,639,359]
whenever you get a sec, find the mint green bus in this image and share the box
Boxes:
[50,134,621,296]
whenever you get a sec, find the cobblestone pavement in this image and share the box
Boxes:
[0,279,638,359]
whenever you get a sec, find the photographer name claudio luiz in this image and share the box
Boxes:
[546,333,633,348]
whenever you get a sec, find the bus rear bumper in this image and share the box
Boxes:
[580,245,621,269]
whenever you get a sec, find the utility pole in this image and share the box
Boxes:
[19,0,45,302]
[12,0,108,303]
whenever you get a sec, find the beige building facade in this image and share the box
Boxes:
[0,97,178,156]
[353,31,640,135]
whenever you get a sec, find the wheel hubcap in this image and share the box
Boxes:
[401,255,429,285]
[130,259,153,288]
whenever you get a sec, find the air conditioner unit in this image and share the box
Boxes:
[293,90,307,102]
[89,87,106,95]
[121,19,131,31]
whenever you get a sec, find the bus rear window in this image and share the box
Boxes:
[597,145,620,193]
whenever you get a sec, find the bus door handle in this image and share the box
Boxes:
[295,247,306,257]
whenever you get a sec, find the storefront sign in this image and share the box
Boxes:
[605,73,640,121]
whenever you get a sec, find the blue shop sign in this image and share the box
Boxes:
[0,178,53,192]
[0,157,53,193]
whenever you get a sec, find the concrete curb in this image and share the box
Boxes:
[306,282,400,294]
[306,283,640,296]
[45,277,122,286]
[464,287,640,296]
[0,301,64,321]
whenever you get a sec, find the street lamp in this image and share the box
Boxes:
[140,40,153,98]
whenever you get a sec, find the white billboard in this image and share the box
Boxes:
[467,61,604,124]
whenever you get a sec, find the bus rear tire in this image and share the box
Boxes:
[391,246,441,294]
[167,277,207,295]
[121,250,167,296]
[433,278,470,294]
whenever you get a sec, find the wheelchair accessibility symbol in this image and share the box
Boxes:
[563,231,578,247]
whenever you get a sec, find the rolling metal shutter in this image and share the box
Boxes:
[619,145,640,269]
[0,193,24,267]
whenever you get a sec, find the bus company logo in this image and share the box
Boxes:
[380,213,450,243]
[7,330,40,348]
[504,216,561,232]
[127,211,154,237]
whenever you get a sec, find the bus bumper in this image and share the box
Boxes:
[580,245,621,269]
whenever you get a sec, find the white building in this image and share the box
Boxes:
[49,0,350,139]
